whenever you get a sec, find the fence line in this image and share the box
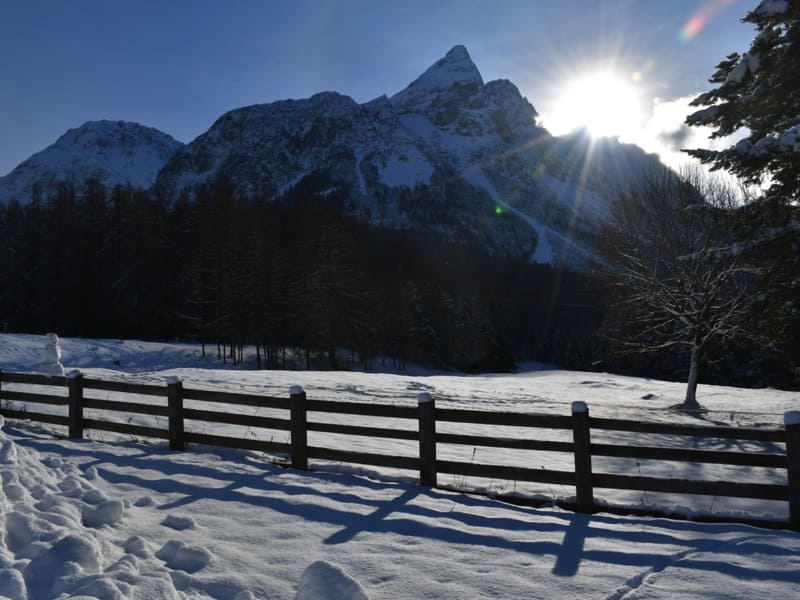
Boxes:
[0,369,797,530]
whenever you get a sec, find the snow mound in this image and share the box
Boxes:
[155,540,213,573]
[161,514,196,530]
[0,415,203,599]
[295,560,368,600]
[82,499,125,528]
[23,534,103,598]
[123,535,152,558]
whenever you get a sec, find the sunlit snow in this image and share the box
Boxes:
[0,334,798,599]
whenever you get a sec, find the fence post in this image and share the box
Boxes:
[785,411,800,530]
[418,393,437,487]
[67,370,84,439]
[572,401,593,513]
[167,377,184,451]
[290,386,308,470]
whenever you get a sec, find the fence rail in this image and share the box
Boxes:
[0,368,797,530]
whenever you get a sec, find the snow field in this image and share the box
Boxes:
[1,334,797,521]
[3,421,800,599]
[6,378,791,522]
[1,333,799,597]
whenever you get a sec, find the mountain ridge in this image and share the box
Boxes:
[1,46,664,270]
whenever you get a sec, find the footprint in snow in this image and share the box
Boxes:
[156,540,213,573]
[123,535,153,558]
[82,499,125,528]
[295,561,368,600]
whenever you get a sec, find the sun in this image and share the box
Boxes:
[544,71,645,139]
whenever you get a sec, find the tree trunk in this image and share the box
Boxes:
[683,345,701,410]
[328,348,338,370]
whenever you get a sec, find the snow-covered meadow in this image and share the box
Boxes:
[0,333,799,599]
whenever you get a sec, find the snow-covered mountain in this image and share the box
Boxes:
[156,45,661,268]
[0,120,183,203]
[2,47,663,269]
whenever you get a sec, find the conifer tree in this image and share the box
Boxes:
[685,0,800,201]
[687,1,800,385]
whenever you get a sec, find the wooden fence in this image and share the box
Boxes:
[1,369,798,530]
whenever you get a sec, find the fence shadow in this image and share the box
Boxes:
[1,370,795,531]
[8,425,800,587]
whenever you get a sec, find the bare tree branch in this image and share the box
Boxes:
[600,167,762,408]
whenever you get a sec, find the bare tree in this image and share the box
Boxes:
[601,168,759,409]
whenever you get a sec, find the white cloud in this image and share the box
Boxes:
[625,94,744,173]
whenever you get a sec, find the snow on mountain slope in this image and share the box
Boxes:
[536,173,610,222]
[156,91,438,203]
[3,47,666,270]
[384,46,660,269]
[459,166,605,266]
[0,120,183,203]
[391,44,485,114]
[378,149,435,187]
[391,47,540,145]
[156,45,590,263]
[387,48,617,269]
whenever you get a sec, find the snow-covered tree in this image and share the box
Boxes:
[685,0,800,202]
[602,169,760,409]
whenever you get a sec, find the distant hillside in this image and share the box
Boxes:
[0,120,182,203]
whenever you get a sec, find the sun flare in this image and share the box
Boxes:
[544,71,645,139]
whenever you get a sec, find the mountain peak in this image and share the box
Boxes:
[391,45,483,108]
[0,120,183,203]
[57,120,182,148]
[444,44,470,61]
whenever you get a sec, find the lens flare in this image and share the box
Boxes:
[679,0,736,43]
[680,15,707,42]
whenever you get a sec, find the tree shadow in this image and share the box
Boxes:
[7,424,799,586]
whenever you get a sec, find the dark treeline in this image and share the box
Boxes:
[0,177,601,372]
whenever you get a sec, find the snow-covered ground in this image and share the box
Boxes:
[1,333,799,598]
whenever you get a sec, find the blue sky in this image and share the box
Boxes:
[0,0,757,175]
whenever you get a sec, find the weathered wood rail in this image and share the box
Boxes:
[0,369,797,530]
